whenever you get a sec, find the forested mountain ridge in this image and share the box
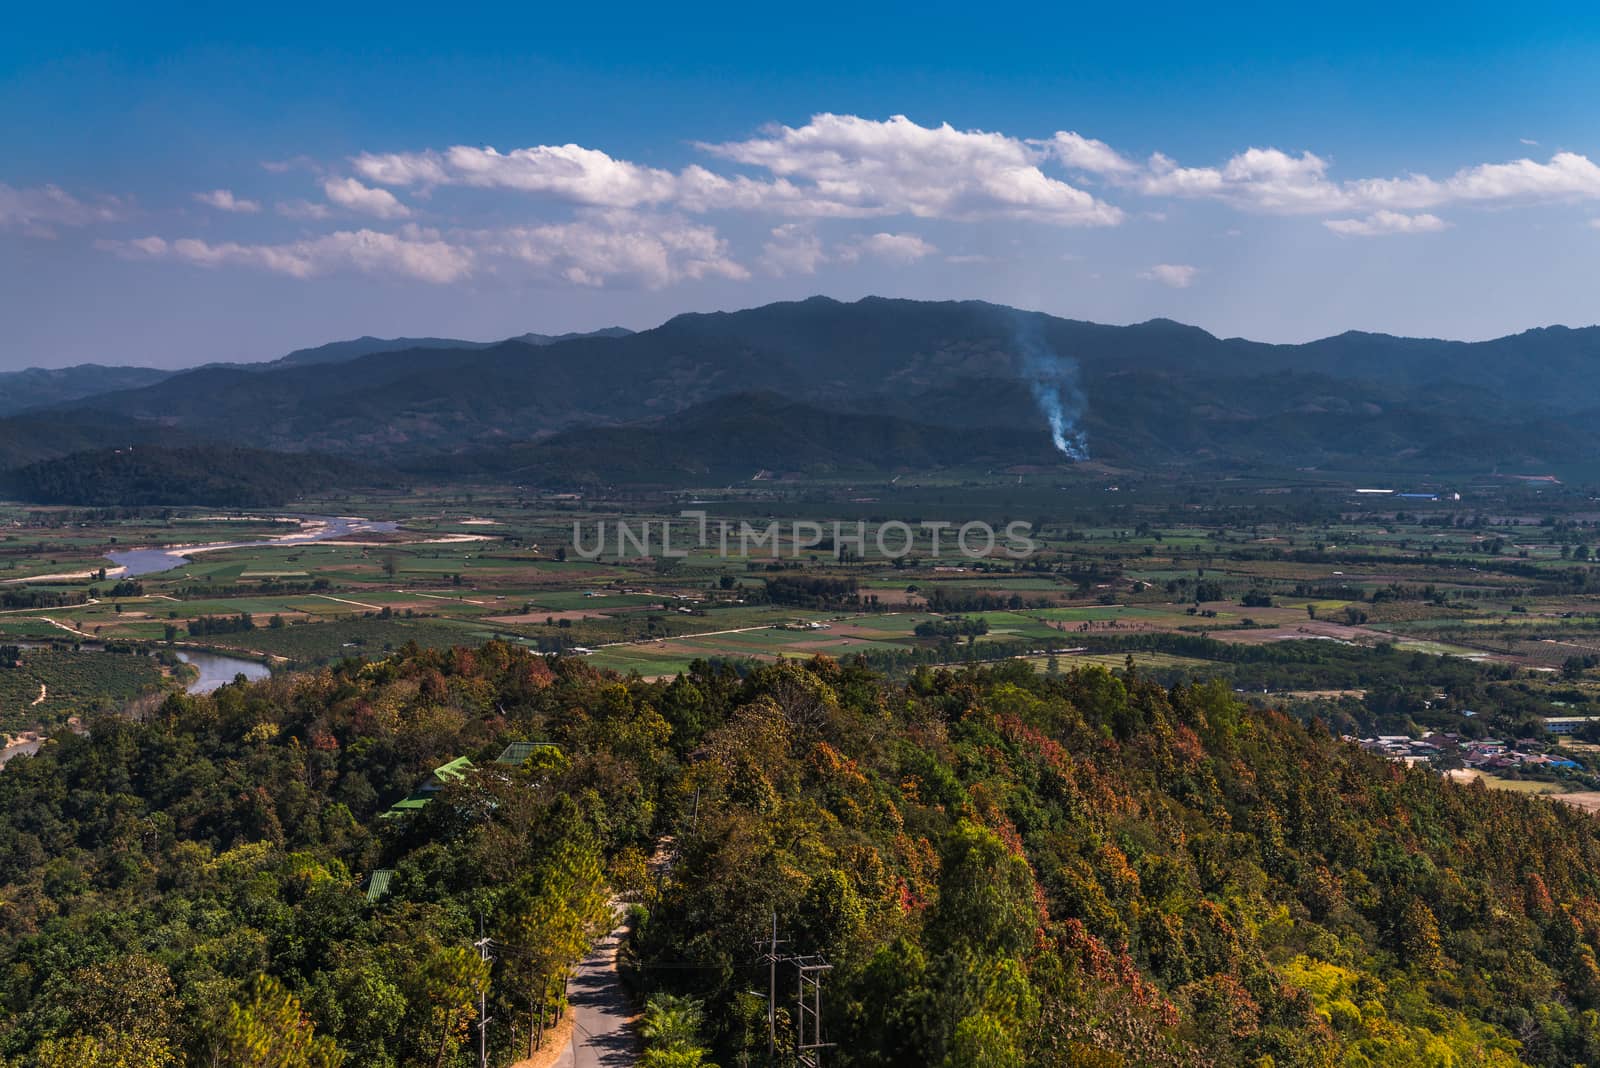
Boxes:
[21,296,1600,475]
[258,326,634,371]
[0,365,174,418]
[0,445,397,507]
[2,644,1600,1064]
[417,390,1062,484]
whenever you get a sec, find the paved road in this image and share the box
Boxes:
[555,916,637,1068]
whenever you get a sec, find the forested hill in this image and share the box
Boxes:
[420,390,1061,484]
[24,295,1600,474]
[0,364,173,418]
[0,445,396,507]
[258,325,635,371]
[3,645,1600,1064]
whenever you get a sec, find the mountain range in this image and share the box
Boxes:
[4,296,1600,499]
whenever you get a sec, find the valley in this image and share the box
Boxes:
[8,468,1600,802]
[9,301,1600,1067]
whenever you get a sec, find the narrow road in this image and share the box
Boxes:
[595,613,867,648]
[30,684,45,706]
[310,593,385,610]
[40,617,94,639]
[554,914,637,1068]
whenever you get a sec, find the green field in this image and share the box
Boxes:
[2,475,1600,749]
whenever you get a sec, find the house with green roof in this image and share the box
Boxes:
[494,740,561,765]
[381,756,474,818]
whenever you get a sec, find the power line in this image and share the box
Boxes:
[756,912,834,1067]
[474,917,495,1068]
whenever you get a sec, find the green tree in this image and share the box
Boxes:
[495,829,612,1055]
[212,974,345,1068]
[417,945,489,1068]
[639,994,716,1067]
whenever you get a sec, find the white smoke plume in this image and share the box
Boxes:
[1013,313,1089,461]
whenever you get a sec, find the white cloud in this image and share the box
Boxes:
[700,114,1123,226]
[102,227,472,283]
[1521,138,1540,146]
[349,151,450,187]
[113,236,169,256]
[758,224,828,276]
[758,226,938,276]
[1142,147,1344,212]
[322,176,411,219]
[0,183,120,234]
[355,144,676,209]
[835,231,938,264]
[352,114,1122,227]
[194,189,261,213]
[1324,210,1450,237]
[1047,131,1138,176]
[260,156,320,174]
[1139,263,1198,288]
[1344,153,1600,211]
[481,212,747,288]
[276,199,332,220]
[1140,145,1600,217]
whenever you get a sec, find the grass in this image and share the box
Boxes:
[1475,775,1569,795]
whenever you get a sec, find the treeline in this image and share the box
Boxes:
[924,586,1047,612]
[914,616,990,638]
[186,613,256,637]
[764,574,860,609]
[0,589,87,611]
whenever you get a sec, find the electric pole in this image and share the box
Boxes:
[756,912,834,1067]
[792,956,834,1068]
[475,918,494,1068]
[766,912,781,1059]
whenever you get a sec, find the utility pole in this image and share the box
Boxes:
[791,956,834,1068]
[768,912,779,1059]
[756,913,833,1067]
[475,917,494,1068]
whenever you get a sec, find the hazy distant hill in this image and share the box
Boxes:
[19,296,1600,477]
[416,391,1060,485]
[0,410,192,469]
[261,326,633,370]
[0,445,395,507]
[0,365,174,417]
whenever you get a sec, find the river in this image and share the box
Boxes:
[1,650,271,772]
[0,738,40,769]
[106,514,399,579]
[3,514,386,768]
[176,650,272,693]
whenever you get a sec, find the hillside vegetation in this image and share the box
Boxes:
[425,390,1060,484]
[2,645,1600,1064]
[0,445,395,506]
[15,296,1600,477]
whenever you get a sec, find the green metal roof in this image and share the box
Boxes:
[365,869,395,902]
[380,756,474,817]
[494,741,560,765]
[433,756,474,782]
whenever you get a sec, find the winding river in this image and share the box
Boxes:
[3,515,399,768]
[106,514,398,579]
[104,515,397,691]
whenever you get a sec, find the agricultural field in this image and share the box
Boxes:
[0,646,175,734]
[5,473,1600,751]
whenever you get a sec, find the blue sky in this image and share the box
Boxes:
[6,2,1600,368]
